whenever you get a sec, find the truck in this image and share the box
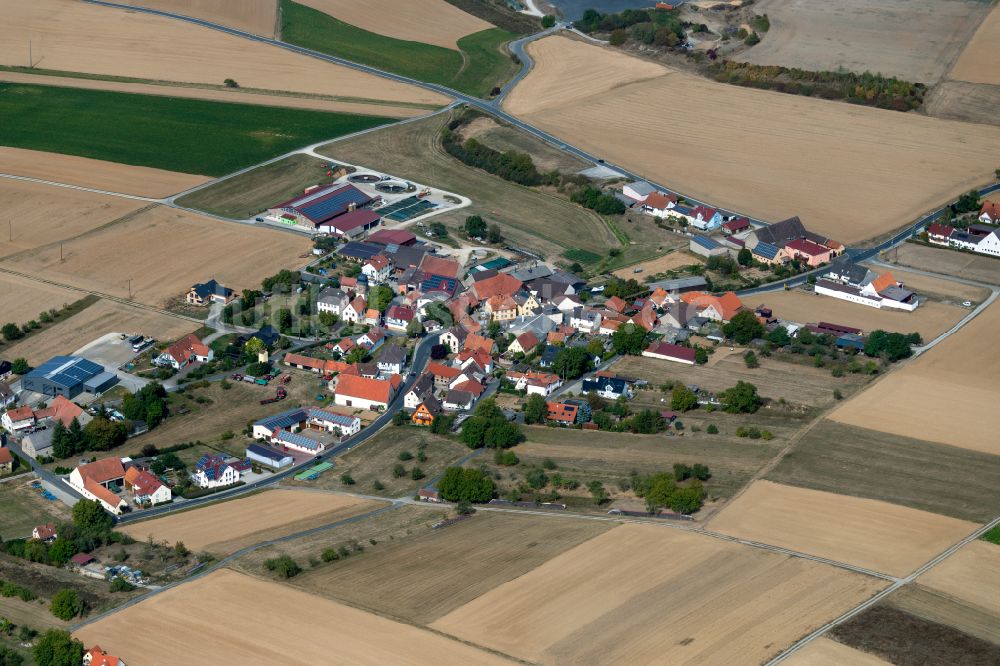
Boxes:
[281,374,292,384]
[242,375,257,384]
[255,378,269,385]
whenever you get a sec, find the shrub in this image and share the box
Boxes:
[49,589,83,621]
[398,450,413,461]
[321,548,340,562]
[109,577,135,593]
[706,424,719,434]
[340,473,355,485]
[392,464,406,478]
[438,467,495,502]
[410,467,425,481]
[264,555,302,579]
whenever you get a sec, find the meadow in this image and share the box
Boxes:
[280,0,517,98]
[0,83,393,176]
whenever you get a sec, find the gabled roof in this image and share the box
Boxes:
[473,272,524,300]
[869,272,898,294]
[692,235,720,250]
[515,331,539,351]
[317,287,349,305]
[0,448,12,465]
[444,389,475,406]
[752,242,781,260]
[83,477,124,509]
[645,341,696,362]
[77,457,125,484]
[190,278,232,299]
[5,406,34,423]
[277,183,373,225]
[125,467,165,497]
[453,379,485,396]
[643,192,676,210]
[785,238,829,256]
[164,334,209,366]
[980,201,1000,219]
[386,305,414,322]
[426,362,462,379]
[348,296,367,313]
[464,333,495,356]
[368,229,416,246]
[335,374,401,404]
[419,255,461,279]
[723,217,751,232]
[681,291,744,321]
[546,401,578,423]
[753,216,808,246]
[604,296,626,313]
[691,205,718,219]
[364,254,391,271]
[378,343,407,365]
[325,208,380,232]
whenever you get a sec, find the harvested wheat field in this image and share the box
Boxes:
[0,272,79,324]
[123,489,381,554]
[0,178,146,256]
[874,264,991,303]
[785,637,890,666]
[738,0,989,83]
[709,481,975,577]
[1,299,195,366]
[125,0,278,37]
[759,288,966,341]
[433,524,884,664]
[830,299,1000,454]
[504,36,1000,245]
[0,72,425,118]
[0,205,312,306]
[924,80,1000,127]
[613,250,698,278]
[887,243,1000,285]
[0,147,207,198]
[75,569,510,666]
[918,541,1000,621]
[949,2,1000,85]
[0,0,447,107]
[296,0,491,48]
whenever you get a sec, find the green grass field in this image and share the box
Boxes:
[280,0,518,98]
[984,525,1000,546]
[0,83,395,176]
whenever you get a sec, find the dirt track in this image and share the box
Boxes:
[0,0,448,107]
[124,0,278,37]
[830,299,1000,455]
[433,524,884,665]
[709,481,976,577]
[504,36,1000,245]
[295,0,492,49]
[0,72,427,118]
[75,568,511,665]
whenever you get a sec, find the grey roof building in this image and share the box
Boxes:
[21,356,105,398]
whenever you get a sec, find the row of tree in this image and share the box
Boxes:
[442,130,546,187]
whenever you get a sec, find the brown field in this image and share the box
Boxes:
[0,596,67,632]
[738,0,988,83]
[504,36,1000,245]
[708,481,975,576]
[432,524,885,664]
[830,299,1000,455]
[785,637,890,666]
[889,583,1000,647]
[0,178,146,256]
[613,349,869,408]
[291,512,611,624]
[75,568,511,665]
[919,541,1000,623]
[0,147,207,198]
[612,248,698,278]
[2,299,196,366]
[122,489,381,554]
[0,72,426,118]
[888,242,1000,285]
[767,420,1000,522]
[875,264,991,303]
[296,0,492,49]
[0,272,80,324]
[949,2,1000,85]
[0,205,312,307]
[924,80,1000,127]
[0,0,448,107]
[125,0,278,37]
[0,480,73,541]
[757,287,967,341]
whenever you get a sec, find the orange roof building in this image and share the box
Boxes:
[333,374,402,409]
[463,333,496,356]
[681,291,744,322]
[472,272,523,300]
[420,255,462,278]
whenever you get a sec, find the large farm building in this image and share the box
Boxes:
[266,183,380,237]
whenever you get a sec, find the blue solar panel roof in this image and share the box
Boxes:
[753,242,780,260]
[255,408,308,431]
[27,355,103,389]
[298,186,371,223]
[692,235,718,250]
[276,430,321,451]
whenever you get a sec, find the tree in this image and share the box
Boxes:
[743,350,759,368]
[244,336,266,358]
[723,310,765,345]
[406,317,423,338]
[264,554,301,578]
[719,381,762,413]
[1,323,23,341]
[51,422,72,459]
[10,357,30,374]
[694,347,709,365]
[368,285,394,313]
[49,589,83,621]
[438,467,495,502]
[523,393,548,424]
[737,247,753,266]
[587,480,609,505]
[766,326,790,347]
[541,14,555,28]
[464,215,487,238]
[552,346,592,379]
[48,539,78,567]
[671,385,698,412]
[83,417,127,452]
[71,499,113,544]
[611,323,647,356]
[276,308,293,333]
[33,630,84,666]
[486,224,502,244]
[609,28,627,45]
[667,486,704,514]
[629,409,664,434]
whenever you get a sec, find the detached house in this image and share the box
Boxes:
[485,294,518,322]
[411,396,442,426]
[507,371,562,397]
[404,373,434,410]
[317,288,350,316]
[980,202,1000,224]
[0,447,13,475]
[686,205,724,231]
[124,467,171,506]
[582,376,632,400]
[569,307,602,334]
[508,331,540,356]
[681,291,745,323]
[641,192,678,218]
[358,327,385,352]
[156,334,212,370]
[362,254,392,285]
[441,327,469,354]
[342,296,367,324]
[385,305,415,332]
[192,454,241,489]
[376,344,407,375]
[186,279,234,306]
[546,401,579,424]
[69,458,128,515]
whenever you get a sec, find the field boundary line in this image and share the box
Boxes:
[0,172,162,203]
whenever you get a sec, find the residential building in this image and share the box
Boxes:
[364,308,381,327]
[2,406,34,432]
[463,333,496,356]
[377,344,407,375]
[680,291,745,323]
[316,288,350,316]
[156,334,212,370]
[568,307,602,333]
[507,371,563,397]
[123,467,171,506]
[426,361,462,391]
[191,454,241,489]
[508,331,540,356]
[443,389,475,411]
[362,254,392,284]
[815,267,918,311]
[979,201,1000,224]
[582,377,632,400]
[404,373,434,410]
[411,396,441,426]
[332,374,402,411]
[83,646,126,666]
[441,327,469,354]
[385,305,415,332]
[69,457,128,514]
[32,524,57,542]
[546,401,579,424]
[0,447,13,475]
[342,296,367,324]
[641,191,678,218]
[784,238,834,267]
[642,341,696,365]
[358,327,386,351]
[472,272,523,301]
[0,381,15,408]
[186,279,234,306]
[485,294,518,322]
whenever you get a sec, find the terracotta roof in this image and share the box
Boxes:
[546,401,578,423]
[386,305,414,322]
[125,467,165,497]
[365,308,381,320]
[334,337,356,352]
[365,254,390,270]
[981,201,1000,219]
[0,448,12,464]
[84,647,122,666]
[604,296,626,313]
[83,477,123,509]
[334,374,401,404]
[927,223,954,237]
[645,341,696,362]
[71,553,95,566]
[649,287,669,306]
[600,320,622,333]
[463,333,495,356]
[509,370,561,387]
[368,229,416,245]
[643,192,676,210]
[869,272,897,294]
[165,333,209,366]
[427,362,462,379]
[456,349,492,369]
[33,523,56,539]
[77,457,125,484]
[487,294,517,311]
[4,406,34,423]
[419,255,461,278]
[691,205,717,219]
[33,396,85,428]
[473,272,523,300]
[515,331,539,350]
[348,296,367,313]
[785,238,830,256]
[453,379,485,396]
[681,291,744,321]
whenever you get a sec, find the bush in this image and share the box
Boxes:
[410,467,425,481]
[493,449,519,466]
[264,555,302,579]
[49,589,83,621]
[321,548,340,562]
[33,629,84,666]
[706,424,719,434]
[392,464,406,478]
[340,473,355,485]
[438,467,495,502]
[398,450,413,461]
[109,577,135,593]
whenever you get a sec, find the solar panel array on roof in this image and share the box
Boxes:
[276,430,322,451]
[753,242,780,260]
[420,275,458,294]
[255,408,308,432]
[299,186,372,224]
[338,241,382,261]
[692,235,719,250]
[28,356,103,387]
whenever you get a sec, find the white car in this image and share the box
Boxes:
[962,300,973,307]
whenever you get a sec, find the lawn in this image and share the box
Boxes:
[280,0,517,98]
[0,482,72,541]
[0,83,395,176]
[175,154,334,218]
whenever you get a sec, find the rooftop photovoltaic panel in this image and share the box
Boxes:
[300,186,372,223]
[28,355,104,387]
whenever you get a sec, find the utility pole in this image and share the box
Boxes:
[28,40,32,69]
[8,220,11,243]
[60,243,63,262]
[127,279,132,300]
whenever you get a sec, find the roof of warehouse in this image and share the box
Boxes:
[26,356,103,388]
[277,184,373,224]
[324,208,380,232]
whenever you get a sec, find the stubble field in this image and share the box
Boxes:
[0,272,82,324]
[924,80,1000,127]
[431,524,885,664]
[291,512,612,624]
[784,637,889,665]
[504,36,1000,245]
[124,0,279,37]
[918,540,1000,631]
[0,480,73,540]
[122,489,382,554]
[0,0,448,108]
[1,299,196,366]
[0,147,206,198]
[295,0,492,48]
[737,0,989,83]
[0,205,312,307]
[756,287,967,341]
[75,568,512,665]
[708,481,975,576]
[888,242,1000,285]
[830,299,1000,455]
[947,1,1000,85]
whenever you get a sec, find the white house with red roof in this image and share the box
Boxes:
[83,646,126,666]
[358,327,386,351]
[156,334,213,370]
[332,374,402,411]
[342,296,367,324]
[507,371,563,397]
[69,458,128,515]
[362,254,392,284]
[640,191,678,218]
[385,305,415,332]
[1,405,35,432]
[979,201,1000,224]
[124,467,171,506]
